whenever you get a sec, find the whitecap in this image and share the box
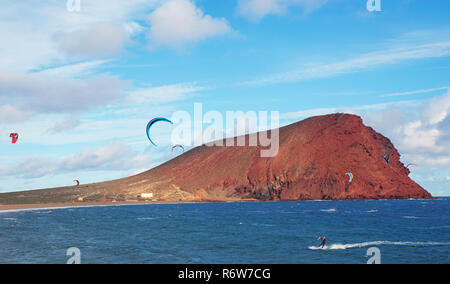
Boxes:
[320,208,337,212]
[137,217,160,221]
[308,241,450,250]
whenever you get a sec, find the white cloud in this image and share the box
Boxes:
[0,142,151,179]
[421,91,450,124]
[0,0,160,71]
[124,21,146,36]
[0,0,233,68]
[364,89,450,168]
[0,1,163,125]
[54,23,129,59]
[147,0,232,49]
[245,41,450,86]
[0,105,34,124]
[0,72,125,116]
[35,60,111,78]
[127,83,205,105]
[58,143,147,171]
[401,121,441,152]
[380,86,450,98]
[0,20,59,72]
[0,0,224,126]
[3,157,56,179]
[47,117,81,133]
[3,116,146,146]
[237,0,328,22]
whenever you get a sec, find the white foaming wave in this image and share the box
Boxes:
[309,241,450,250]
[320,208,337,212]
[0,203,156,214]
[0,207,74,214]
[32,210,53,214]
[137,217,160,221]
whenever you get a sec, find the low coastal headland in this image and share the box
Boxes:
[0,114,433,211]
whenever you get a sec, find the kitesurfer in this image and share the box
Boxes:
[383,151,392,166]
[319,237,327,248]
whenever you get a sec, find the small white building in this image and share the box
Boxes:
[139,193,154,199]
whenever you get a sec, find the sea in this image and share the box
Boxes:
[0,198,449,264]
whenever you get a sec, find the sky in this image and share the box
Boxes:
[0,0,449,196]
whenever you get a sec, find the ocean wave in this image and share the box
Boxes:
[0,207,70,214]
[320,208,337,212]
[137,217,160,221]
[309,241,450,250]
[428,225,450,230]
[33,210,53,214]
[0,203,147,214]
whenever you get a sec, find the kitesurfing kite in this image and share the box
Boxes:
[146,117,173,146]
[346,172,353,183]
[74,180,80,186]
[406,163,417,169]
[9,133,19,144]
[172,144,185,153]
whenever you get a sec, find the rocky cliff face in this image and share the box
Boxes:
[0,113,433,204]
[111,113,432,201]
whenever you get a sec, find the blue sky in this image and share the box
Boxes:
[0,0,449,196]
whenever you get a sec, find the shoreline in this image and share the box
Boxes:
[0,197,442,213]
[0,198,261,212]
[0,201,202,213]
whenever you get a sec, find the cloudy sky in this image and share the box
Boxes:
[0,0,449,196]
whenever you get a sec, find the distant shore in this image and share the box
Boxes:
[0,201,215,212]
[0,198,259,212]
[0,201,162,212]
[0,197,442,212]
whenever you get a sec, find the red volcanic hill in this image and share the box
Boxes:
[0,113,432,205]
